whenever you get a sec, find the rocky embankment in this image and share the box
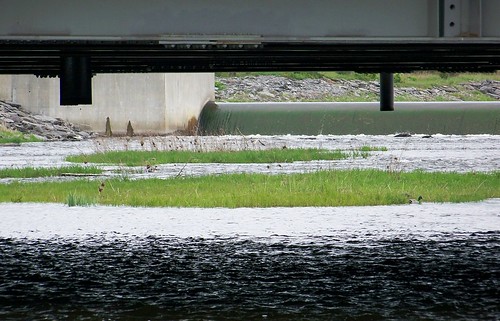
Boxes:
[0,100,94,141]
[216,76,500,102]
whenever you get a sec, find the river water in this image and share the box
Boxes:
[0,134,499,179]
[0,134,499,320]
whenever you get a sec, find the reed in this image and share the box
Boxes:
[0,170,498,208]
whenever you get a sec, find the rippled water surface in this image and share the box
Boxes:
[1,200,499,320]
[1,135,499,320]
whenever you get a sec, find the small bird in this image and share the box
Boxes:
[98,181,105,194]
[409,195,423,204]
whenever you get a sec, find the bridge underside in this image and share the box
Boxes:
[1,0,500,104]
[0,39,499,76]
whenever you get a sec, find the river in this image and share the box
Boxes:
[0,134,499,320]
[0,134,499,179]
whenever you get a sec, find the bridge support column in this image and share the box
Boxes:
[380,72,394,111]
[0,73,214,135]
[60,56,92,105]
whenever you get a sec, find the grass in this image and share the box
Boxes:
[217,71,323,81]
[66,148,356,166]
[0,166,103,179]
[318,71,500,88]
[359,146,388,152]
[0,124,42,144]
[0,170,498,207]
[66,192,96,207]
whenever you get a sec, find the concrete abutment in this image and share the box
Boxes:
[0,73,215,135]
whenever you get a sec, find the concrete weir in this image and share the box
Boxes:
[199,102,500,135]
[0,73,215,135]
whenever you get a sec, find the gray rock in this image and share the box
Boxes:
[1,100,94,141]
[215,76,500,103]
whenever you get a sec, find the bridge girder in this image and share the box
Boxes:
[0,0,499,104]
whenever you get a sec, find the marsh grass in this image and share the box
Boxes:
[1,170,498,208]
[0,166,103,179]
[359,146,388,152]
[66,148,354,166]
[0,125,42,144]
[66,192,96,207]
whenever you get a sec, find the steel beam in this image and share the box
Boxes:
[441,0,483,37]
[0,0,438,38]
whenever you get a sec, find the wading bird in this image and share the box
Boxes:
[409,196,423,204]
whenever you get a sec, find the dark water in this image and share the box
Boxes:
[1,233,498,321]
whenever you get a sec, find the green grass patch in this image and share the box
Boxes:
[66,191,97,207]
[359,146,388,152]
[318,71,500,89]
[0,166,103,179]
[0,170,498,207]
[66,148,353,166]
[0,125,42,144]
[215,80,227,91]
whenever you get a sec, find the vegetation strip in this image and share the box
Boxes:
[0,166,103,179]
[1,170,498,208]
[66,148,360,166]
[0,125,42,144]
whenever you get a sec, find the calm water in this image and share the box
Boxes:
[0,135,499,320]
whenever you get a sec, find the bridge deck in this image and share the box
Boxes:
[1,0,500,75]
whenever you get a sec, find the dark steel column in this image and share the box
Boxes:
[380,72,394,111]
[60,56,92,105]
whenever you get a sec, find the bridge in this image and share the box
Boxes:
[1,0,500,109]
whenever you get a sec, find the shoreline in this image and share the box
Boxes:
[216,75,500,102]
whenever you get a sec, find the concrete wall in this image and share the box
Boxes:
[0,73,215,134]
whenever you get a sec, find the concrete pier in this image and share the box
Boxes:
[0,73,214,135]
